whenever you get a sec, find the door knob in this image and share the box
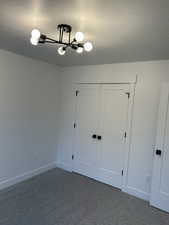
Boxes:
[156,149,162,156]
[92,134,97,139]
[97,135,102,140]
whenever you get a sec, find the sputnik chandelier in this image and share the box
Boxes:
[30,24,93,55]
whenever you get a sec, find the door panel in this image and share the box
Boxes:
[73,85,100,178]
[98,85,129,188]
[150,84,169,212]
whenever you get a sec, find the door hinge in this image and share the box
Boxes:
[125,92,130,99]
[72,155,74,160]
[76,90,79,96]
[122,170,124,176]
[73,123,76,128]
[124,132,127,138]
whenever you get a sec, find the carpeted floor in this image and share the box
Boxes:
[0,168,168,225]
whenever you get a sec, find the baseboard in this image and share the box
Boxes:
[0,162,57,191]
[55,161,150,201]
[56,161,72,172]
[123,186,149,201]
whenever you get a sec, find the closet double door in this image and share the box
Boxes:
[73,84,129,189]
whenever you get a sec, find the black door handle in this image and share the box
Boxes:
[92,134,97,139]
[156,149,162,156]
[97,135,102,140]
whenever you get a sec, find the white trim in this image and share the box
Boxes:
[71,83,80,172]
[56,161,73,172]
[123,186,149,201]
[72,82,136,192]
[0,162,57,190]
[55,162,149,201]
[122,83,136,190]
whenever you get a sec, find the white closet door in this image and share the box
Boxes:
[73,85,100,179]
[98,85,129,188]
[150,84,169,213]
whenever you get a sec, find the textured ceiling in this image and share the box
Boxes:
[1,0,169,66]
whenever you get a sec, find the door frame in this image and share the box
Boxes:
[71,82,136,192]
[150,83,169,211]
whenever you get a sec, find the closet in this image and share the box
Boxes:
[72,84,130,189]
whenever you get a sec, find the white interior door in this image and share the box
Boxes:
[150,83,169,213]
[73,84,100,179]
[73,84,129,189]
[98,85,129,188]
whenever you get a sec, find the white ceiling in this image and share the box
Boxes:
[1,0,169,66]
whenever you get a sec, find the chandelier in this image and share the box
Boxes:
[30,24,93,55]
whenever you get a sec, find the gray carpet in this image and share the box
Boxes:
[0,168,168,225]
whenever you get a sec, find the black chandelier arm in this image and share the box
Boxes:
[39,35,85,49]
[45,36,57,43]
[43,40,56,43]
[58,24,64,42]
[68,39,84,49]
[68,32,71,44]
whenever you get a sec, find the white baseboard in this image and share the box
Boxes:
[0,162,57,191]
[54,161,150,202]
[56,161,72,172]
[123,186,149,201]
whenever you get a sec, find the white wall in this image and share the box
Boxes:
[0,49,59,189]
[57,61,169,200]
[1,48,169,201]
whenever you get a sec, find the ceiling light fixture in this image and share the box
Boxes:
[30,24,93,55]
